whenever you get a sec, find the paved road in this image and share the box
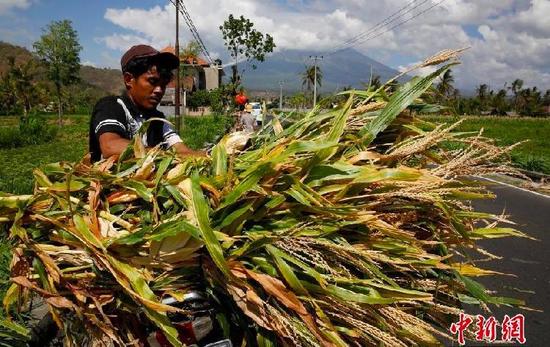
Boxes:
[458,180,550,346]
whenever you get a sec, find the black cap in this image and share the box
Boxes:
[121,44,179,71]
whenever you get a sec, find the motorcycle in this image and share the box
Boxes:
[28,289,232,347]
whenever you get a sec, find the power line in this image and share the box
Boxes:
[168,0,214,65]
[179,0,214,64]
[352,0,447,51]
[327,0,428,54]
[326,0,446,56]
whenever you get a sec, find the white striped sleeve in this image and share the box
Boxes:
[95,119,126,134]
[161,122,183,148]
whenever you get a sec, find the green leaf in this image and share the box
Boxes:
[33,169,53,187]
[0,195,32,209]
[360,63,457,145]
[49,179,87,192]
[266,246,326,287]
[190,174,230,277]
[267,245,309,295]
[164,184,188,207]
[147,219,201,242]
[109,227,151,246]
[123,180,153,202]
[217,201,254,229]
[313,95,354,164]
[212,140,228,176]
[470,227,534,240]
[73,214,104,250]
[219,163,271,209]
[154,156,173,187]
[0,318,29,338]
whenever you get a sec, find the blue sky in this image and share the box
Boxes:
[1,0,549,90]
[1,0,167,67]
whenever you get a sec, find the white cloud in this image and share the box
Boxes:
[81,60,97,67]
[97,0,550,90]
[507,0,550,37]
[0,0,31,15]
[96,34,155,52]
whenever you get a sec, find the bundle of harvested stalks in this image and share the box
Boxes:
[0,50,531,346]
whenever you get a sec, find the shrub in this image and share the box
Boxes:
[0,115,57,149]
[187,89,211,109]
[209,88,224,114]
[511,154,549,173]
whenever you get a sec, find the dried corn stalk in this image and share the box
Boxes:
[0,52,531,347]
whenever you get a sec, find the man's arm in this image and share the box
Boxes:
[160,121,206,157]
[99,132,205,159]
[99,132,131,158]
[172,142,207,157]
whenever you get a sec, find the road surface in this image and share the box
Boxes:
[457,179,550,346]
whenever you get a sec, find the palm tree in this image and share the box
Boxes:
[510,79,524,111]
[543,89,550,107]
[436,69,455,101]
[492,89,509,115]
[476,83,490,110]
[301,65,322,93]
[368,75,381,90]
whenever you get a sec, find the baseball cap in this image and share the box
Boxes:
[121,45,179,71]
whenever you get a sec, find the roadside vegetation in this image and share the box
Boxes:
[0,114,233,195]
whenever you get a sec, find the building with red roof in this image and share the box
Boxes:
[160,45,224,106]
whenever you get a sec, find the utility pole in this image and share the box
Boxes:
[309,55,323,108]
[279,81,284,110]
[174,0,181,132]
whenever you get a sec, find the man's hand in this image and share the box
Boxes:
[172,142,207,158]
[99,132,131,159]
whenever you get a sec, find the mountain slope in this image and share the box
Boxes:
[238,48,408,93]
[79,66,123,95]
[0,41,122,95]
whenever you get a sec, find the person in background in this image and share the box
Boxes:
[89,44,204,162]
[240,102,256,132]
[235,89,248,112]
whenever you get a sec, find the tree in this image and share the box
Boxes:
[543,89,550,107]
[491,89,509,115]
[33,20,82,124]
[510,78,523,111]
[0,73,17,115]
[219,14,275,88]
[436,69,455,100]
[180,40,202,82]
[301,65,322,97]
[180,40,201,60]
[5,56,37,117]
[370,75,382,90]
[476,84,490,111]
[288,92,307,110]
[362,75,381,91]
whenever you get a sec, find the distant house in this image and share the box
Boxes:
[160,45,223,105]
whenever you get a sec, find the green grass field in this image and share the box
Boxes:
[0,114,234,194]
[421,116,550,174]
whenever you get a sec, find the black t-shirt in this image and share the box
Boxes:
[89,94,182,162]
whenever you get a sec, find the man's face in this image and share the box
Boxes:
[124,66,172,110]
